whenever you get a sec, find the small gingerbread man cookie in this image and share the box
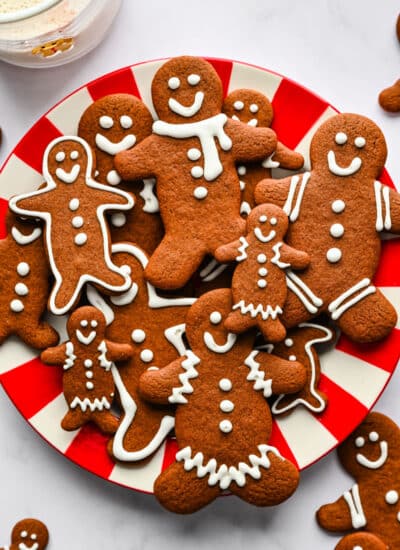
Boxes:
[41,306,132,434]
[1,519,49,550]
[317,411,400,549]
[335,532,387,550]
[10,136,134,315]
[215,204,309,342]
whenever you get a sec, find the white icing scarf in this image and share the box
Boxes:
[152,113,232,181]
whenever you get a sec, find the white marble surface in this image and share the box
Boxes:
[1,1,400,548]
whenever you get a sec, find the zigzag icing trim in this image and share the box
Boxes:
[244,350,273,398]
[271,242,290,269]
[63,341,76,370]
[98,340,112,370]
[236,236,249,262]
[168,351,200,404]
[233,300,282,321]
[70,396,111,412]
[176,444,283,490]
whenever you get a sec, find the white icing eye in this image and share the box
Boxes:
[187,74,201,86]
[369,431,379,442]
[335,132,347,145]
[91,320,98,328]
[355,436,365,448]
[233,100,244,111]
[259,215,267,223]
[210,311,222,324]
[55,151,65,162]
[270,217,277,225]
[99,115,114,129]
[250,103,259,113]
[168,77,180,90]
[354,136,366,149]
[385,490,399,505]
[120,264,132,276]
[120,115,133,129]
[80,320,88,328]
[31,534,37,540]
[21,531,28,538]
[70,150,79,160]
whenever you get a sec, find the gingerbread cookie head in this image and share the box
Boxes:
[11,519,49,550]
[309,113,387,180]
[66,306,107,348]
[43,136,94,187]
[246,203,288,242]
[223,89,273,128]
[151,56,223,124]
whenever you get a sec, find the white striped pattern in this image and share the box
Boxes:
[0,337,38,375]
[380,287,400,328]
[131,60,166,119]
[0,154,42,198]
[228,62,282,102]
[46,87,93,135]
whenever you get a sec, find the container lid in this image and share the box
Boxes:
[0,0,61,23]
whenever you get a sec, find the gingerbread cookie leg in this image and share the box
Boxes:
[61,408,88,431]
[91,410,119,434]
[335,532,387,550]
[154,462,220,514]
[317,494,357,532]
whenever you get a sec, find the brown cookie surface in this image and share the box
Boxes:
[5,518,49,550]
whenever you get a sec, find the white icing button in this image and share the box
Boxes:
[187,73,201,85]
[85,371,93,379]
[10,299,24,312]
[270,217,277,225]
[331,199,345,213]
[120,264,132,276]
[55,151,65,162]
[369,431,379,442]
[111,213,127,227]
[258,279,267,288]
[194,186,208,200]
[210,311,222,324]
[285,338,294,347]
[220,400,234,413]
[17,262,30,277]
[257,253,267,264]
[354,136,366,148]
[69,198,80,211]
[86,381,94,390]
[326,247,342,263]
[168,76,180,90]
[355,437,365,448]
[239,180,246,190]
[250,103,259,113]
[72,216,84,229]
[385,490,399,505]
[330,223,344,238]
[15,283,28,296]
[120,115,133,129]
[335,132,347,145]
[107,170,121,186]
[259,215,267,223]
[233,100,244,111]
[70,150,79,160]
[258,267,268,277]
[191,166,204,178]
[219,420,233,434]
[237,165,246,176]
[140,349,154,363]
[219,378,232,392]
[99,115,113,129]
[131,329,146,343]
[74,233,87,246]
[289,355,297,361]
[84,359,93,368]
[187,148,201,161]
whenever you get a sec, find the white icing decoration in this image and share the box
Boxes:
[15,283,28,296]
[374,181,392,231]
[237,165,246,176]
[140,178,159,213]
[283,172,311,222]
[63,341,76,370]
[86,370,94,378]
[106,170,122,186]
[343,484,367,529]
[285,270,323,314]
[289,355,297,361]
[111,213,127,227]
[55,151,65,162]
[17,262,30,277]
[86,381,94,390]
[11,226,42,245]
[91,320,97,327]
[369,431,379,442]
[120,115,133,129]
[271,242,290,269]
[95,133,136,155]
[332,199,345,213]
[220,399,234,413]
[328,278,376,321]
[153,114,232,181]
[81,320,88,327]
[257,280,267,288]
[19,543,39,550]
[386,490,399,504]
[200,260,228,282]
[168,76,180,90]
[69,198,79,211]
[86,285,115,325]
[285,339,293,347]
[270,218,277,225]
[110,282,138,307]
[84,359,92,368]
[99,115,113,129]
[10,299,24,312]
[21,531,28,537]
[219,378,232,391]
[262,153,280,169]
[257,253,267,264]
[327,150,362,176]
[335,132,347,145]
[254,227,276,243]
[239,180,246,190]
[219,420,233,433]
[187,148,201,161]
[72,216,84,228]
[56,164,80,183]
[97,340,112,370]
[210,311,222,325]
[326,247,342,263]
[240,201,251,216]
[76,329,96,346]
[233,100,244,111]
[187,74,201,85]
[354,136,366,148]
[236,236,249,262]
[250,104,259,113]
[169,91,205,118]
[176,444,282,490]
[233,300,282,321]
[330,223,344,238]
[259,215,267,223]
[74,232,87,246]
[193,186,207,199]
[247,119,258,127]
[140,349,154,363]
[70,396,111,412]
[244,350,273,397]
[355,437,365,448]
[357,440,388,469]
[258,267,268,277]
[203,331,237,354]
[31,534,37,541]
[164,323,189,357]
[168,351,200,404]
[131,329,146,343]
[191,165,203,178]
[70,150,79,160]
[232,115,240,121]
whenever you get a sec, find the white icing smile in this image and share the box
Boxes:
[19,543,39,550]
[254,227,276,243]
[247,118,258,127]
[327,150,362,176]
[56,164,80,183]
[204,331,237,353]
[356,440,388,469]
[95,133,136,155]
[169,91,205,118]
[76,330,96,346]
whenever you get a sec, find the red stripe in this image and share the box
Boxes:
[161,437,178,471]
[206,58,233,98]
[0,197,9,239]
[64,424,115,479]
[379,168,395,189]
[0,357,63,419]
[271,78,328,149]
[316,374,368,442]
[14,118,62,174]
[374,239,400,287]
[87,67,140,101]
[269,420,299,468]
[336,328,400,373]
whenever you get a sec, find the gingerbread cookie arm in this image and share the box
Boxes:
[10,186,52,218]
[278,243,310,270]
[89,183,135,208]
[215,238,248,263]
[139,356,190,405]
[114,137,158,181]
[254,175,296,208]
[104,340,133,362]
[228,120,277,163]
[317,495,355,532]
[273,142,304,171]
[41,343,68,366]
[245,351,306,395]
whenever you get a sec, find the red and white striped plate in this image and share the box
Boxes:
[1,58,399,494]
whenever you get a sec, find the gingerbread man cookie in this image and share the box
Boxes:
[115,55,279,290]
[255,113,399,343]
[88,242,195,462]
[215,204,310,342]
[223,88,304,216]
[317,411,400,548]
[1,519,49,550]
[139,289,306,513]
[78,94,164,254]
[335,532,388,550]
[41,306,132,434]
[10,136,134,315]
[0,210,58,349]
